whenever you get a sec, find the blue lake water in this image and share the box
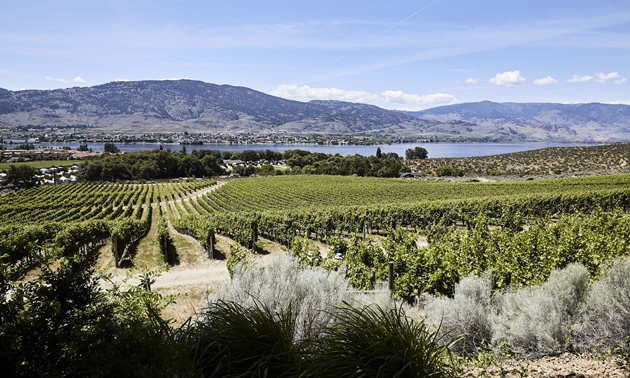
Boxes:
[5,141,597,158]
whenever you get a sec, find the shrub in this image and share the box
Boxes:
[436,166,464,177]
[155,217,173,263]
[307,303,457,377]
[490,264,590,356]
[207,254,350,340]
[289,237,322,267]
[226,244,254,277]
[424,274,493,355]
[576,256,630,354]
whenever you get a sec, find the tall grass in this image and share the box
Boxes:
[306,303,458,377]
[192,300,301,377]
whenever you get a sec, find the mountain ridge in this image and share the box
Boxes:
[1,80,629,142]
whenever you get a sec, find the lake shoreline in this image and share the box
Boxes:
[3,141,603,159]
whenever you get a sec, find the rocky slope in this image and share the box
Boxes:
[408,101,630,142]
[1,80,630,141]
[0,80,432,134]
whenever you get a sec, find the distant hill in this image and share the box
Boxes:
[406,101,630,142]
[0,80,433,135]
[1,80,629,141]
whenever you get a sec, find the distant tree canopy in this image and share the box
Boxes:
[15,142,35,150]
[80,148,409,181]
[232,149,284,162]
[103,142,120,154]
[405,147,428,160]
[436,166,464,177]
[3,165,38,187]
[80,149,224,181]
[281,149,404,178]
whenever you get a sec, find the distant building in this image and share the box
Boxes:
[400,172,423,179]
[224,159,245,168]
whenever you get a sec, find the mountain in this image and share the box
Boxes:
[0,80,433,135]
[406,101,630,142]
[1,80,629,141]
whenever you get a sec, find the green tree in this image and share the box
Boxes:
[436,166,464,177]
[405,147,428,160]
[240,150,260,162]
[3,165,38,187]
[104,142,120,154]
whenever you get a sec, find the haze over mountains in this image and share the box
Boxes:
[1,79,629,142]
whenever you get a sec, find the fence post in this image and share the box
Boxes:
[363,220,367,240]
[112,234,119,268]
[388,261,394,294]
[207,230,214,259]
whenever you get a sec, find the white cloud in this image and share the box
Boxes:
[464,77,480,84]
[594,71,621,83]
[114,78,130,82]
[271,84,379,103]
[568,74,593,83]
[615,78,627,85]
[533,76,558,86]
[489,70,525,87]
[271,85,456,108]
[607,99,630,105]
[381,90,456,105]
[45,76,70,84]
[73,76,86,84]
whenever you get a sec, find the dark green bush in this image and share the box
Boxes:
[436,166,464,177]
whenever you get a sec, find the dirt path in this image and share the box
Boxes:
[160,180,227,207]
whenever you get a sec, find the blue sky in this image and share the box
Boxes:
[1,0,629,110]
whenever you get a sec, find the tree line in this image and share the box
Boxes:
[78,146,431,181]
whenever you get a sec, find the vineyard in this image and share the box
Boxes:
[173,174,630,298]
[3,171,630,375]
[5,173,630,297]
[0,179,217,270]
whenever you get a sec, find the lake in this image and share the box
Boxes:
[4,141,597,158]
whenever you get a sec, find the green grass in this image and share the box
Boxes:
[0,159,80,171]
[202,174,630,212]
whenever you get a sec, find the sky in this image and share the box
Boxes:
[1,0,629,110]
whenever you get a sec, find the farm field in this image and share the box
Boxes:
[0,159,79,170]
[5,172,630,293]
[2,173,630,376]
[200,173,630,212]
